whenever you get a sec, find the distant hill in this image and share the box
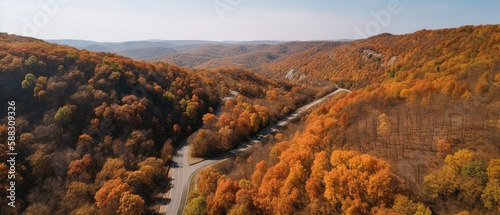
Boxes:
[148,44,272,68]
[45,39,351,71]
[45,39,283,60]
[149,41,347,69]
[115,47,179,60]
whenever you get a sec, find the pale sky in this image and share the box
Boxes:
[0,0,499,42]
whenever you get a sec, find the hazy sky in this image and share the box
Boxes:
[0,0,499,42]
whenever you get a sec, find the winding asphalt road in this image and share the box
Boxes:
[161,88,351,215]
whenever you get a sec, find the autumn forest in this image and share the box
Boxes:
[0,24,499,215]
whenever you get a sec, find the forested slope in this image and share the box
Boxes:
[0,33,325,214]
[0,33,226,214]
[264,25,500,90]
[188,25,500,215]
[189,68,329,158]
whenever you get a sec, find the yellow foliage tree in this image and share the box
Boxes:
[482,159,500,212]
[117,191,145,215]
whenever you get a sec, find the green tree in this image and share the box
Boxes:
[185,100,200,124]
[424,150,487,205]
[24,55,38,67]
[54,105,74,125]
[185,196,208,215]
[162,91,176,104]
[65,53,77,64]
[21,73,37,89]
[461,160,488,183]
[482,159,500,212]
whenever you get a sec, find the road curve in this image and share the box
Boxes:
[162,88,351,215]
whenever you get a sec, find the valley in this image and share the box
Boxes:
[163,88,351,215]
[0,24,499,215]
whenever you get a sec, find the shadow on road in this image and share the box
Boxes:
[170,161,180,168]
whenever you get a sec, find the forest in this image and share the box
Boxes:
[0,33,321,214]
[185,25,500,215]
[0,33,220,214]
[0,24,499,215]
[189,68,331,158]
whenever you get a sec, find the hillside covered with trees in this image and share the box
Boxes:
[1,24,499,215]
[186,25,500,214]
[0,33,322,214]
[149,41,346,70]
[263,25,500,89]
[0,33,223,214]
[189,68,331,158]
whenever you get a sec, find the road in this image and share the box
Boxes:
[161,88,351,215]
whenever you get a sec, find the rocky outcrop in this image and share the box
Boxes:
[285,69,298,81]
[284,69,308,82]
[384,56,398,67]
[361,49,384,60]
